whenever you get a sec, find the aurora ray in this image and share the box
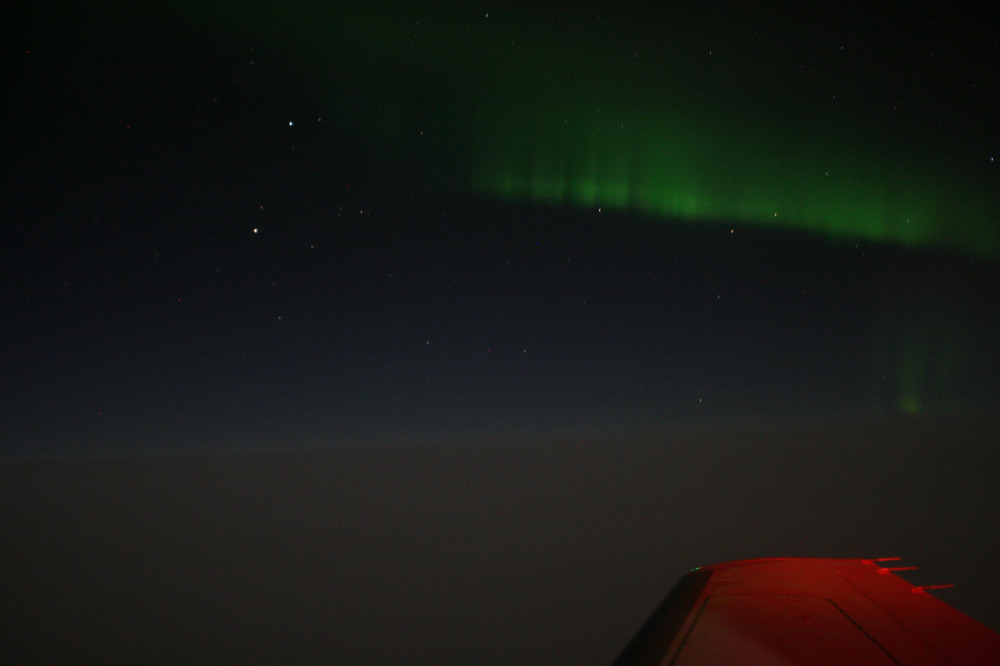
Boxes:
[165,2,997,257]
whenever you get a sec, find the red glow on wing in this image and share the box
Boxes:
[913,584,956,593]
[614,558,1000,666]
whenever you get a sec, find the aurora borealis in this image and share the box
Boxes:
[468,92,997,257]
[4,0,999,445]
[194,1,1000,256]
[79,1,998,257]
[3,0,998,444]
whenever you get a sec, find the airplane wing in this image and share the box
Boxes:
[612,557,1000,665]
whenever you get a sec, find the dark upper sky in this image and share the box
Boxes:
[3,0,999,456]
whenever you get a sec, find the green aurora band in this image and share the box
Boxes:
[72,3,997,417]
[456,30,998,259]
[173,2,997,258]
[468,94,996,257]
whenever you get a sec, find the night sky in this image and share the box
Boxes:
[5,0,1000,455]
[3,1,1000,662]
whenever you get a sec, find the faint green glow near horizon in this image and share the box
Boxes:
[869,280,979,417]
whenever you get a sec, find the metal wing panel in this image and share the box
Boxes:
[613,558,1000,666]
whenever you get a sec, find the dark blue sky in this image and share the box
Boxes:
[3,0,999,456]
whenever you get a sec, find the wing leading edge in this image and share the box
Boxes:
[613,557,1000,665]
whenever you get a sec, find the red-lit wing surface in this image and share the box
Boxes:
[613,558,1000,665]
